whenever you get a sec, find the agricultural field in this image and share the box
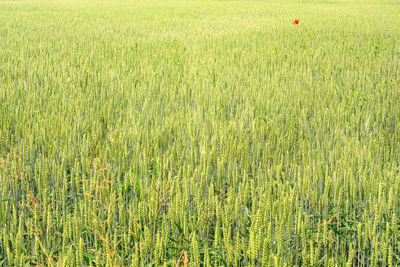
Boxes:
[0,0,400,265]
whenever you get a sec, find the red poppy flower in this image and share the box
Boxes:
[293,19,300,25]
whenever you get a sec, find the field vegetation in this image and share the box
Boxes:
[1,0,400,265]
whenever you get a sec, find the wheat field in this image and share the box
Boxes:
[1,0,400,266]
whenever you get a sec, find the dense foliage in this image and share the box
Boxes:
[1,0,400,265]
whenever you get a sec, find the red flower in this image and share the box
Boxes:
[293,19,300,25]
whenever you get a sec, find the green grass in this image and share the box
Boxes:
[1,0,400,265]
